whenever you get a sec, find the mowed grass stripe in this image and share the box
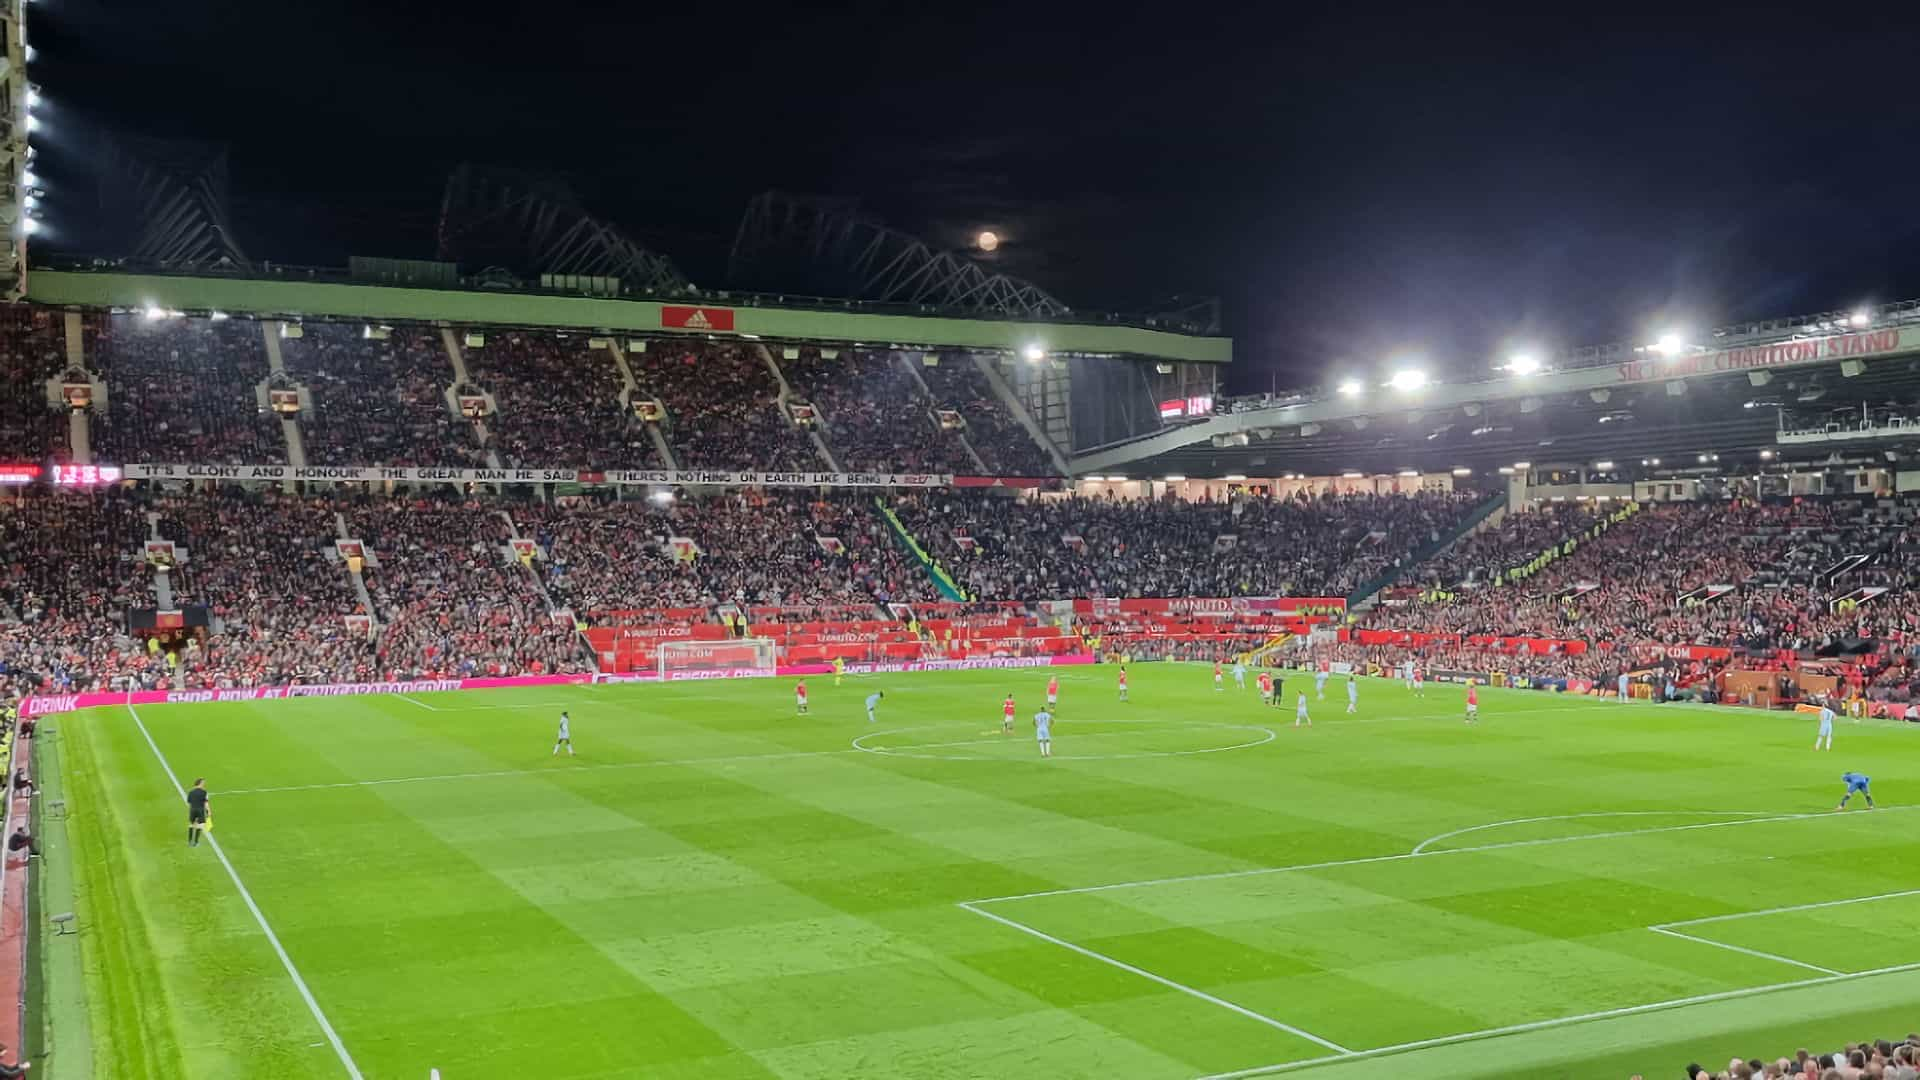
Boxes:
[62,669,1920,1079]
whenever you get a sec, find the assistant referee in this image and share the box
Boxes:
[187,777,210,847]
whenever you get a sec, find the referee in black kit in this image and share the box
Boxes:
[187,778,210,847]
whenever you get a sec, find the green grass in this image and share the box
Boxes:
[47,666,1920,1078]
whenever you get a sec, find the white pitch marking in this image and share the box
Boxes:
[1656,887,1920,928]
[1410,810,1777,855]
[128,705,365,1079]
[964,805,1916,905]
[1191,960,1920,1079]
[958,902,1352,1055]
[1644,926,1842,976]
[395,694,439,711]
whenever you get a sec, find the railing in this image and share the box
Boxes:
[1344,492,1507,608]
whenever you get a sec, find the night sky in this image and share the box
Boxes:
[28,2,1920,392]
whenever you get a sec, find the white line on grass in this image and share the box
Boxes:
[1655,887,1920,928]
[1644,926,1842,976]
[393,696,591,713]
[964,805,1919,906]
[957,901,1353,1055]
[958,809,1918,1077]
[1190,960,1920,1079]
[127,705,365,1080]
[1410,810,1779,855]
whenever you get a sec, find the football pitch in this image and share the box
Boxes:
[40,666,1920,1079]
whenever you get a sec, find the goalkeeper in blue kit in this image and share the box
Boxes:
[1837,772,1874,810]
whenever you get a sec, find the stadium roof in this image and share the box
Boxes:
[24,267,1232,367]
[1078,303,1920,477]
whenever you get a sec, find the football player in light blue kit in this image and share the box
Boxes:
[1837,771,1874,810]
[1231,660,1247,690]
[865,690,884,723]
[1346,674,1358,714]
[1034,708,1053,758]
[1617,672,1631,702]
[1314,666,1329,700]
[1815,702,1836,751]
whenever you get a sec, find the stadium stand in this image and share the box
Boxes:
[1361,500,1916,647]
[148,491,374,687]
[467,331,657,470]
[893,489,1482,601]
[779,348,971,473]
[915,358,1057,476]
[348,499,586,679]
[0,305,71,463]
[281,323,486,467]
[87,313,285,465]
[1403,502,1602,589]
[0,491,150,695]
[632,341,819,470]
[519,500,707,613]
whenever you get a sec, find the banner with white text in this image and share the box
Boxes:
[124,463,958,488]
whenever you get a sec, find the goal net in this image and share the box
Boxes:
[657,638,778,681]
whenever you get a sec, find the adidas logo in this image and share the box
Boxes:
[682,309,713,330]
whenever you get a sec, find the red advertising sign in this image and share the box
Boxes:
[1614,326,1918,385]
[661,306,736,332]
[1157,395,1216,420]
[1070,596,1346,617]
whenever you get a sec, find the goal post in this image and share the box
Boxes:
[657,638,778,680]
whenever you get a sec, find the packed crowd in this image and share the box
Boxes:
[917,358,1058,476]
[634,342,820,470]
[88,314,286,464]
[0,314,1068,476]
[520,500,706,613]
[522,493,937,612]
[151,492,374,687]
[1366,501,1920,648]
[282,324,486,468]
[681,492,940,608]
[1404,502,1601,589]
[1667,1035,1920,1080]
[348,499,587,679]
[1292,638,1660,687]
[779,348,970,473]
[897,489,1482,601]
[0,305,72,462]
[469,332,658,470]
[3,483,1916,700]
[0,491,151,698]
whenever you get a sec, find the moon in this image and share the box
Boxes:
[976,230,1000,252]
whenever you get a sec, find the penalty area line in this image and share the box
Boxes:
[1193,960,1920,1078]
[957,902,1352,1056]
[127,704,365,1080]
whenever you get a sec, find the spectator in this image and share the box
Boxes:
[468,332,657,470]
[283,324,486,467]
[88,313,286,465]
